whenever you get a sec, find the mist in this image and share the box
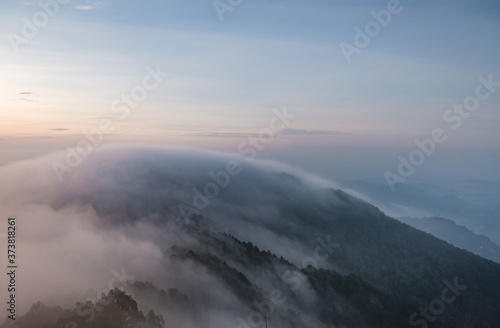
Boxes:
[0,145,350,328]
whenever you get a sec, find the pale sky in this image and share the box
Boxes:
[1,0,499,182]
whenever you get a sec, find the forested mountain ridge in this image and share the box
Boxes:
[1,147,499,328]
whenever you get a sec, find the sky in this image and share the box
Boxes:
[1,0,499,183]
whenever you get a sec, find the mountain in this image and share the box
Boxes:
[397,216,500,264]
[341,180,500,245]
[1,146,499,328]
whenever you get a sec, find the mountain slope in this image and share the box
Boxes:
[341,180,500,244]
[398,216,500,263]
[1,146,499,328]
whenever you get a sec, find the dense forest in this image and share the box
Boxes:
[5,223,500,328]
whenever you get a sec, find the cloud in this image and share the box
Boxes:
[280,128,347,136]
[47,128,71,131]
[19,92,33,95]
[75,5,96,10]
[0,145,348,326]
[185,129,346,138]
[186,132,260,138]
[90,116,114,120]
[75,1,108,10]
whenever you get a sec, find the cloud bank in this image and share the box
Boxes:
[0,145,349,327]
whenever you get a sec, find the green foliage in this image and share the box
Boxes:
[6,289,165,328]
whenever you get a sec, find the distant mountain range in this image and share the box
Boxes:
[341,180,500,245]
[397,216,500,264]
